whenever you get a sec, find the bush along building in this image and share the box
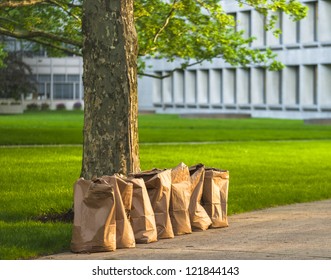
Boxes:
[19,0,331,119]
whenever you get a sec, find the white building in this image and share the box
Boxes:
[24,0,331,119]
[23,56,84,110]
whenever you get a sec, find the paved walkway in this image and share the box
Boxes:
[40,199,331,260]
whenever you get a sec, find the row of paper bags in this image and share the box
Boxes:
[70,162,229,253]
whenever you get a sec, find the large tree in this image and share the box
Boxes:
[0,0,307,178]
[81,0,140,178]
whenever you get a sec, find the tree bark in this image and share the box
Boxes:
[81,0,140,179]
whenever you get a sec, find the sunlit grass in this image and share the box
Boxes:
[0,147,81,222]
[140,141,331,214]
[1,140,331,259]
[2,141,330,221]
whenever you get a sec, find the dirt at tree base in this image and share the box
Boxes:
[34,208,74,223]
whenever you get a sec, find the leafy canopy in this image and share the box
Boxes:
[0,0,307,71]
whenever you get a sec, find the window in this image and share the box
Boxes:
[185,71,197,104]
[302,65,317,106]
[223,69,236,104]
[162,72,173,104]
[251,68,266,104]
[53,74,66,82]
[75,83,80,100]
[282,13,299,45]
[266,70,281,105]
[251,11,266,47]
[320,64,331,106]
[319,0,331,42]
[228,13,237,31]
[237,11,251,39]
[197,70,209,104]
[37,74,51,82]
[54,84,74,99]
[209,69,222,105]
[266,11,282,46]
[173,70,184,104]
[283,66,299,106]
[36,75,51,99]
[300,2,317,43]
[37,83,45,95]
[67,75,80,82]
[237,68,250,104]
[153,71,162,104]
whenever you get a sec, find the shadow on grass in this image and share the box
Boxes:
[33,208,74,223]
[0,220,72,260]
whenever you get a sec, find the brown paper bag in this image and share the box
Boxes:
[126,177,158,243]
[70,178,116,253]
[189,164,212,231]
[170,162,192,235]
[133,169,174,239]
[202,168,229,228]
[101,175,136,249]
[115,175,133,217]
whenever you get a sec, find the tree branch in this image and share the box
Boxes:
[0,0,47,8]
[0,0,81,8]
[0,24,82,48]
[138,59,205,79]
[153,0,178,43]
[47,0,81,21]
[0,27,81,56]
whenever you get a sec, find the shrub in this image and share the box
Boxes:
[10,101,21,105]
[41,103,50,111]
[56,103,66,111]
[73,102,82,110]
[26,103,40,111]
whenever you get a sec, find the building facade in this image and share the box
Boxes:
[140,0,331,119]
[23,56,83,110]
[23,0,331,118]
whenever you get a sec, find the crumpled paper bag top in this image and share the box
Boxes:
[170,162,192,235]
[202,168,229,228]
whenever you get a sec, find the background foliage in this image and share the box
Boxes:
[0,0,307,71]
[0,51,36,100]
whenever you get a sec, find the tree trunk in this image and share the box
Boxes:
[81,0,140,179]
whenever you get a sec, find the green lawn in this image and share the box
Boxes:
[0,111,330,145]
[0,111,331,259]
[0,111,83,145]
[139,114,331,142]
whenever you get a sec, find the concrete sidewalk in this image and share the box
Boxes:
[41,199,331,260]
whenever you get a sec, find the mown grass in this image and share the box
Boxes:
[0,111,330,145]
[0,111,330,259]
[0,111,83,145]
[1,139,331,259]
[0,146,81,259]
[0,221,71,260]
[0,147,81,222]
[140,141,331,213]
[139,114,331,142]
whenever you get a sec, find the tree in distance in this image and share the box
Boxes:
[0,51,36,100]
